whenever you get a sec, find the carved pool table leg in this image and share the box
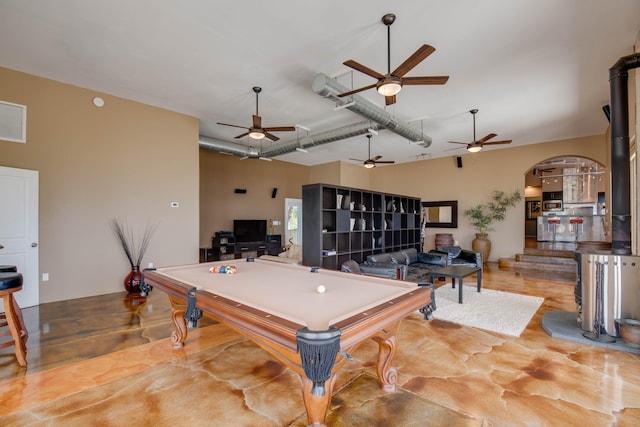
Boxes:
[167,295,188,349]
[371,321,401,393]
[299,373,336,427]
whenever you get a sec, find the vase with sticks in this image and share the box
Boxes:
[111,218,159,293]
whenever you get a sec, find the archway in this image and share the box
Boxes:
[524,156,607,249]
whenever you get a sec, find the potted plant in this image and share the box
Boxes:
[463,190,522,262]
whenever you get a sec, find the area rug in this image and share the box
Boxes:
[432,285,544,337]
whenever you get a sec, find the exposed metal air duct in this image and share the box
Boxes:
[199,121,382,159]
[199,136,259,157]
[311,73,432,147]
[261,121,382,157]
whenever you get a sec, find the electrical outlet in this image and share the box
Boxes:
[42,273,49,281]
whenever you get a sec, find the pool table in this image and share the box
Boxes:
[144,259,433,427]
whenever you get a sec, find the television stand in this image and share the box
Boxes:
[200,234,282,263]
[235,241,267,259]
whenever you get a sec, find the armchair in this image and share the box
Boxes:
[363,248,447,283]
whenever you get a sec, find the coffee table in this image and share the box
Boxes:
[430,265,482,304]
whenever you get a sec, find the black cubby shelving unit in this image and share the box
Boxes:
[302,183,421,270]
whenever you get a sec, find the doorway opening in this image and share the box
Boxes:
[284,198,302,247]
[524,156,607,250]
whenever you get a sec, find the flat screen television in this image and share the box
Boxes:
[233,219,267,243]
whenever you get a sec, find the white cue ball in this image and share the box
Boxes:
[316,285,326,294]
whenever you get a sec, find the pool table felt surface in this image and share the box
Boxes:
[155,259,420,331]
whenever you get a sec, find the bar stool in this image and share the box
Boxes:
[547,217,561,243]
[0,271,28,366]
[0,266,26,338]
[570,217,584,242]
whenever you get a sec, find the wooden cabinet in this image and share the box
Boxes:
[201,233,282,262]
[302,183,421,270]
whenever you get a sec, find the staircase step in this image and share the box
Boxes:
[498,257,577,275]
[515,253,577,265]
[523,247,575,258]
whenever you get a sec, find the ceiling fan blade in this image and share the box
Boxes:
[337,83,377,98]
[218,122,250,130]
[447,141,469,145]
[373,160,395,164]
[234,131,249,139]
[483,140,512,146]
[343,60,385,80]
[402,76,450,85]
[444,146,464,152]
[477,133,498,144]
[371,155,383,161]
[252,115,262,129]
[263,132,280,142]
[385,95,396,105]
[391,45,435,77]
[349,158,366,162]
[263,126,296,132]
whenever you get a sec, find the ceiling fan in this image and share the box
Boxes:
[447,109,512,153]
[349,134,395,168]
[217,87,295,142]
[337,13,449,106]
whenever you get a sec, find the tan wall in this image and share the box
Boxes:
[338,162,371,189]
[368,134,608,261]
[308,161,342,186]
[199,151,309,246]
[0,67,199,303]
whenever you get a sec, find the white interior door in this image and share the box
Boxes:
[0,166,39,308]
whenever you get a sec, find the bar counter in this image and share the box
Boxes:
[537,214,606,242]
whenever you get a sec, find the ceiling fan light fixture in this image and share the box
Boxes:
[467,145,482,153]
[377,80,402,97]
[364,162,375,169]
[249,129,265,140]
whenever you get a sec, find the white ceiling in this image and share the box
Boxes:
[1,1,639,166]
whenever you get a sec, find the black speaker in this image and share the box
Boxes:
[456,156,463,168]
[603,105,611,122]
[234,188,247,194]
[271,188,278,198]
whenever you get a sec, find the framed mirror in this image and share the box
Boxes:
[421,200,458,228]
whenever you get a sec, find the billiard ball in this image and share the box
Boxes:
[316,285,326,294]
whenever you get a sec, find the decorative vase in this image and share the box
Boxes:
[124,265,142,293]
[472,233,491,263]
[435,233,454,248]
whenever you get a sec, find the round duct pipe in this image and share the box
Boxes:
[312,73,432,147]
[261,121,381,157]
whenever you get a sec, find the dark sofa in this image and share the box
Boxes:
[362,248,447,283]
[340,260,400,279]
[429,246,482,268]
